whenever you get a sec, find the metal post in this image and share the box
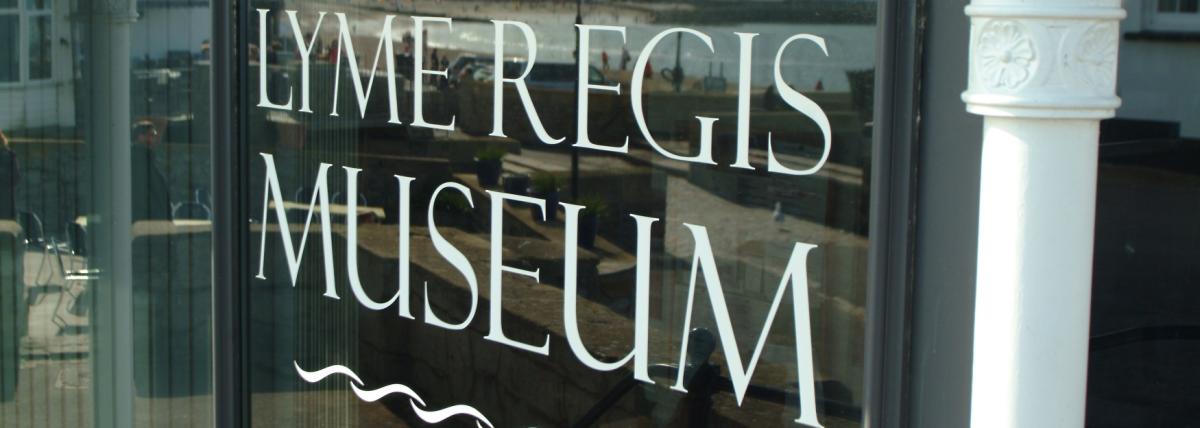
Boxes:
[962,1,1124,426]
[672,32,682,94]
[89,0,137,426]
[211,0,244,423]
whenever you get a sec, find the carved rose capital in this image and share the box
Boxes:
[963,2,1125,119]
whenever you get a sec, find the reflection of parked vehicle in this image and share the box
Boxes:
[455,61,629,142]
[504,62,609,89]
[447,55,490,86]
[469,61,609,89]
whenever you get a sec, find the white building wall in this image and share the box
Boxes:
[0,0,75,130]
[1117,0,1200,138]
[131,6,211,61]
[0,82,75,130]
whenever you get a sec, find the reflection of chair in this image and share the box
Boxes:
[172,202,212,220]
[293,186,313,202]
[50,237,99,334]
[332,192,368,207]
[194,188,210,206]
[17,211,44,248]
[66,222,87,257]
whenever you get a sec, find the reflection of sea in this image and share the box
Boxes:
[378,19,875,91]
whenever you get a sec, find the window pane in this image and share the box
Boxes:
[0,0,13,9]
[0,0,213,425]
[1160,0,1180,12]
[243,1,879,426]
[28,16,51,80]
[0,16,15,82]
[1089,12,1200,427]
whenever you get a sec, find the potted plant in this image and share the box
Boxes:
[529,172,563,222]
[502,173,530,195]
[577,195,608,249]
[434,190,476,232]
[475,146,506,187]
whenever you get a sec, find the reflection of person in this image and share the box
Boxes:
[620,47,631,70]
[131,121,172,221]
[439,57,450,90]
[601,50,609,71]
[0,130,19,219]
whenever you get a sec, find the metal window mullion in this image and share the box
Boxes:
[211,0,245,424]
[864,0,923,427]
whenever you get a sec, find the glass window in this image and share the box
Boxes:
[1088,10,1200,426]
[0,0,212,426]
[1159,0,1200,12]
[242,1,879,426]
[1152,0,1200,30]
[0,15,16,82]
[28,15,50,80]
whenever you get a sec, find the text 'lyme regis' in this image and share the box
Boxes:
[256,9,835,177]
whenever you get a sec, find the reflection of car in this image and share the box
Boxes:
[447,55,491,85]
[455,61,629,141]
[469,61,609,90]
[504,62,609,90]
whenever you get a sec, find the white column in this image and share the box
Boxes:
[90,0,137,426]
[962,1,1124,427]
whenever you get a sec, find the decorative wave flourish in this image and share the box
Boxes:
[294,361,495,428]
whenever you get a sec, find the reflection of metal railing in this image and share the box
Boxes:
[572,328,863,428]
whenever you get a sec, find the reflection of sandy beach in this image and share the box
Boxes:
[356,0,661,25]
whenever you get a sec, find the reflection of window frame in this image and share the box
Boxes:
[0,0,52,84]
[1148,0,1200,32]
[0,4,17,83]
[26,0,52,81]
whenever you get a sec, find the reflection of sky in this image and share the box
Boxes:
[362,18,874,92]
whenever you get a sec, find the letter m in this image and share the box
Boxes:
[330,12,402,124]
[255,153,339,299]
[672,224,824,427]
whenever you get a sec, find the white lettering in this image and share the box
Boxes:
[344,167,401,310]
[574,24,629,153]
[412,16,456,130]
[254,153,338,299]
[285,10,327,113]
[671,224,823,427]
[423,182,478,330]
[631,28,718,165]
[490,20,564,145]
[256,9,293,111]
[563,205,654,383]
[482,191,551,355]
[395,175,416,319]
[330,13,403,124]
[732,32,757,170]
[767,35,833,176]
